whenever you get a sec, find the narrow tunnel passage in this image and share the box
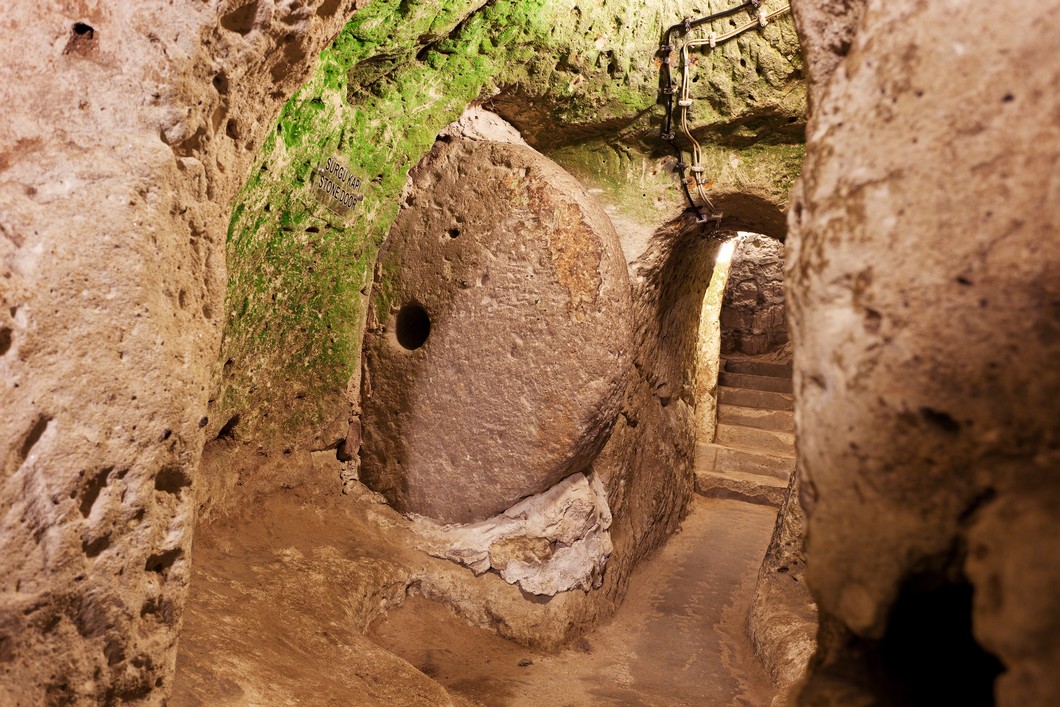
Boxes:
[5,0,1056,704]
[354,215,795,705]
[697,233,796,508]
[369,497,778,706]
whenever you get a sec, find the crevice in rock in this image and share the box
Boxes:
[220,1,260,35]
[5,414,51,479]
[79,467,112,517]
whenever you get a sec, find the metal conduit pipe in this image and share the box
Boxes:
[658,2,792,223]
[658,1,757,219]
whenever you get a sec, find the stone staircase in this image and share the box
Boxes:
[695,358,795,507]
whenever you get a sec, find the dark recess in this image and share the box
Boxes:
[216,414,241,440]
[64,23,98,56]
[79,467,112,517]
[220,1,259,35]
[15,415,50,473]
[395,302,431,350]
[876,573,1005,706]
[920,407,961,434]
[145,548,183,577]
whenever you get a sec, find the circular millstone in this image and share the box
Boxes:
[360,138,633,524]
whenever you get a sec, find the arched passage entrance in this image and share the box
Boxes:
[695,232,795,507]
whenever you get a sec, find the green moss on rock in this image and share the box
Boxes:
[218,0,551,445]
[216,0,805,447]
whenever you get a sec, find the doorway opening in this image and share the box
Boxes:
[695,232,793,507]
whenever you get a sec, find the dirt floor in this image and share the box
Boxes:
[173,482,777,706]
[170,485,456,706]
[370,497,777,707]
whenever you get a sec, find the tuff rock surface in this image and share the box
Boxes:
[788,0,1060,703]
[0,1,363,702]
[749,473,816,700]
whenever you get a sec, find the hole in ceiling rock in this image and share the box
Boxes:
[395,302,431,350]
[63,22,98,55]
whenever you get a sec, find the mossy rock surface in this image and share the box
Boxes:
[216,0,804,446]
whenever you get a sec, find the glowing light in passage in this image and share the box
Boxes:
[716,238,737,266]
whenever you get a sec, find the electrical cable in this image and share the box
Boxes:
[658,1,791,224]
[658,2,756,220]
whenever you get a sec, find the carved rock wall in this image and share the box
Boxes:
[788,0,1060,704]
[0,1,363,701]
[720,234,787,356]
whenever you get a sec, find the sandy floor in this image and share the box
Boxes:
[173,487,778,706]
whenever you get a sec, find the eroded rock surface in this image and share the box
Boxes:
[360,138,632,524]
[0,1,364,702]
[749,473,816,699]
[789,0,1060,703]
[721,235,787,356]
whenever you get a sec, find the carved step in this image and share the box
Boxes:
[715,424,795,457]
[695,469,787,508]
[718,371,793,394]
[718,386,794,412]
[723,359,793,379]
[696,443,795,480]
[718,403,794,433]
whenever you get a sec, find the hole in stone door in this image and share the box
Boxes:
[395,302,431,350]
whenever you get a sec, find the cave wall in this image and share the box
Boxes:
[0,1,367,702]
[211,0,807,489]
[587,217,726,608]
[788,0,1060,703]
[720,233,787,356]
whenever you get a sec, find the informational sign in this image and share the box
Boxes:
[310,154,364,217]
